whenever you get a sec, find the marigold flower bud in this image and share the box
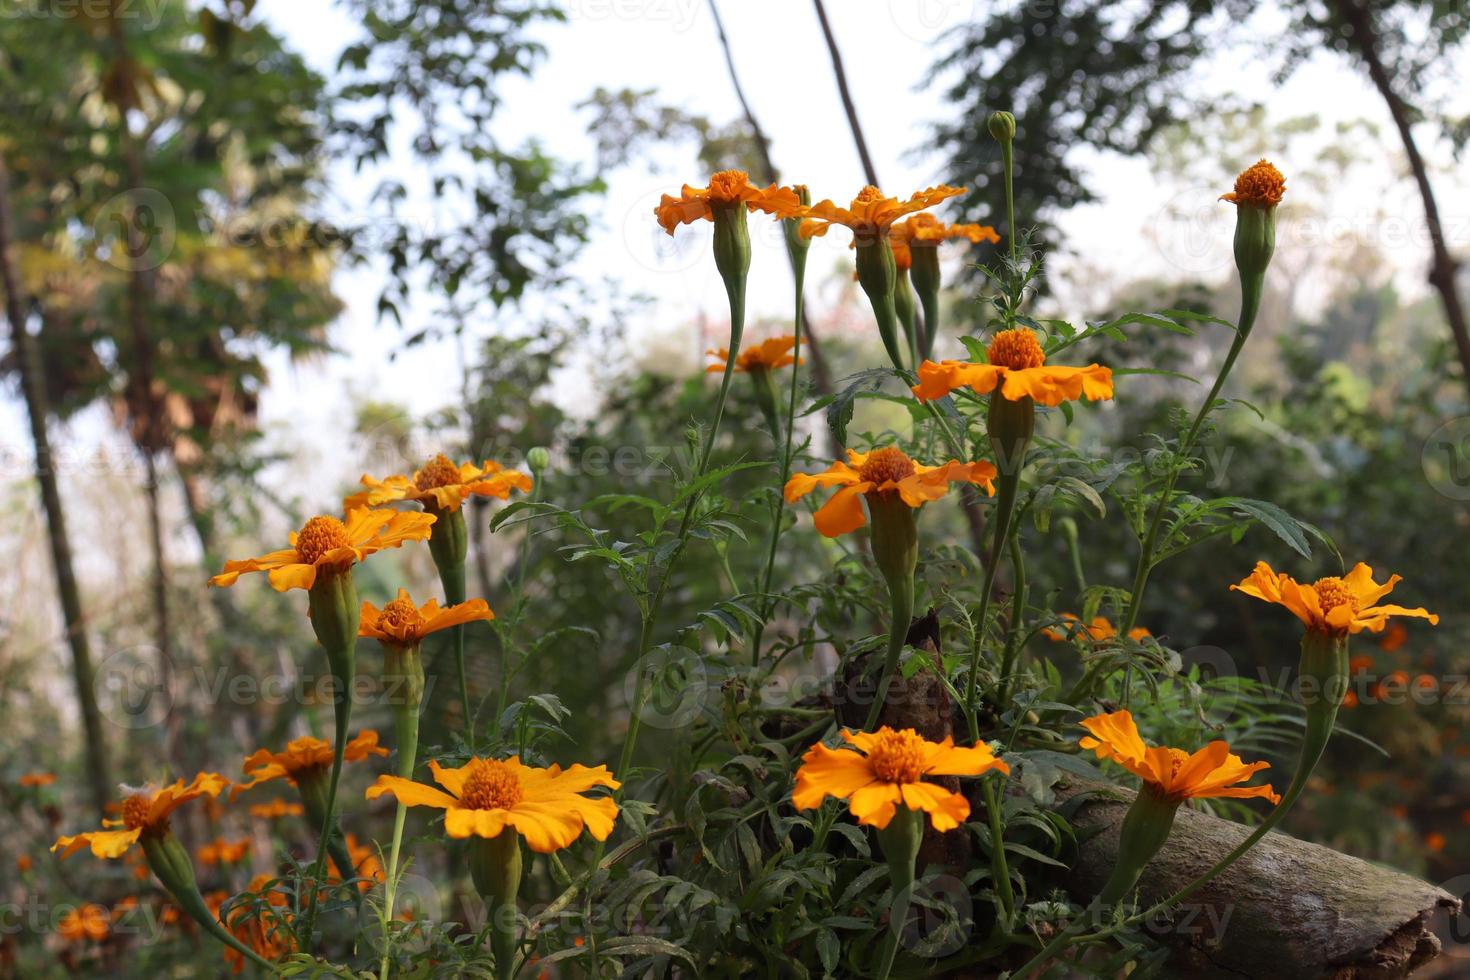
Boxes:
[1097,783,1180,906]
[987,110,1016,144]
[526,446,551,474]
[469,829,524,975]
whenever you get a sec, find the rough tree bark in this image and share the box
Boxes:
[1331,0,1470,404]
[0,155,113,816]
[1047,777,1460,978]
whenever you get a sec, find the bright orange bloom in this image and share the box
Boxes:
[16,854,32,873]
[913,327,1113,407]
[1379,621,1409,652]
[58,904,110,943]
[1043,614,1150,643]
[889,212,998,267]
[706,335,802,374]
[1079,711,1280,804]
[359,589,494,646]
[210,508,436,592]
[1220,159,1286,208]
[792,727,1009,831]
[655,170,803,234]
[18,772,55,788]
[52,773,231,860]
[247,798,304,820]
[196,837,251,866]
[1231,561,1438,636]
[345,453,532,513]
[800,184,965,245]
[211,875,293,973]
[366,756,619,853]
[232,731,387,798]
[784,447,996,538]
[1427,831,1447,853]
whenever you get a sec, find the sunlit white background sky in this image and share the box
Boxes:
[4,0,1470,516]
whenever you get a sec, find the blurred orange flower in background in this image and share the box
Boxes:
[346,454,531,513]
[232,731,387,797]
[705,336,801,374]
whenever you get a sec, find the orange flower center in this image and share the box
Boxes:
[414,453,462,491]
[854,185,884,205]
[858,447,916,486]
[296,516,351,565]
[1225,159,1285,208]
[866,729,927,784]
[987,328,1046,370]
[1312,577,1360,618]
[377,596,422,636]
[458,760,523,811]
[707,170,751,204]
[121,793,152,831]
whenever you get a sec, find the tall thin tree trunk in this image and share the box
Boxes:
[811,0,880,188]
[707,0,835,398]
[0,155,112,816]
[1333,0,1470,402]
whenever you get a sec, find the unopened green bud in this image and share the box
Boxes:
[987,111,1016,144]
[1096,784,1180,906]
[526,446,551,474]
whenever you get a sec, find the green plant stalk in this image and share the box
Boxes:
[1012,630,1344,976]
[863,494,919,731]
[378,642,424,980]
[863,573,915,732]
[299,569,359,944]
[874,806,923,980]
[141,831,276,972]
[1095,785,1180,907]
[910,245,941,360]
[855,240,907,372]
[894,265,919,367]
[295,767,358,891]
[495,472,542,724]
[1118,277,1262,638]
[750,251,808,664]
[994,534,1028,710]
[468,831,523,980]
[981,775,1015,923]
[426,506,471,739]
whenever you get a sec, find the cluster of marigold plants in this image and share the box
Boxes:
[31,112,1443,977]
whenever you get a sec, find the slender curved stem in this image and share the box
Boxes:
[863,578,914,730]
[964,465,1020,742]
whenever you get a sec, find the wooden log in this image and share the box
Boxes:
[1051,777,1460,978]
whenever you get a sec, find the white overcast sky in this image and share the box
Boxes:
[3,0,1469,512]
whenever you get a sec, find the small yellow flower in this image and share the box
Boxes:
[346,453,532,513]
[231,731,387,798]
[366,756,619,853]
[792,727,1009,831]
[1220,159,1286,208]
[52,773,231,860]
[655,169,803,234]
[706,335,802,374]
[1231,561,1437,636]
[800,185,965,245]
[784,446,996,538]
[1079,710,1279,804]
[210,509,436,592]
[913,327,1114,407]
[359,589,494,646]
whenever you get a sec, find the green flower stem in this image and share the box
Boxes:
[910,246,941,360]
[750,250,807,665]
[873,806,923,980]
[863,573,915,732]
[863,494,919,731]
[300,569,359,944]
[378,642,424,980]
[894,265,919,368]
[981,775,1015,923]
[142,831,277,972]
[1012,630,1343,976]
[1118,275,1262,640]
[994,534,1028,709]
[468,831,523,980]
[495,471,542,725]
[426,506,472,739]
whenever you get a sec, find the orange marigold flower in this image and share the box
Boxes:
[58,903,110,943]
[346,454,532,513]
[366,756,619,853]
[1427,831,1447,853]
[913,327,1113,407]
[196,837,251,866]
[1079,710,1279,804]
[655,170,803,234]
[1043,613,1150,643]
[891,212,999,248]
[18,772,56,788]
[247,798,304,820]
[706,335,802,374]
[52,773,231,860]
[1379,621,1409,652]
[16,854,32,873]
[210,508,436,592]
[1231,561,1438,636]
[792,727,1009,831]
[800,184,966,245]
[334,833,385,894]
[783,446,997,538]
[216,875,294,973]
[360,589,494,646]
[232,731,387,798]
[1220,159,1286,208]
